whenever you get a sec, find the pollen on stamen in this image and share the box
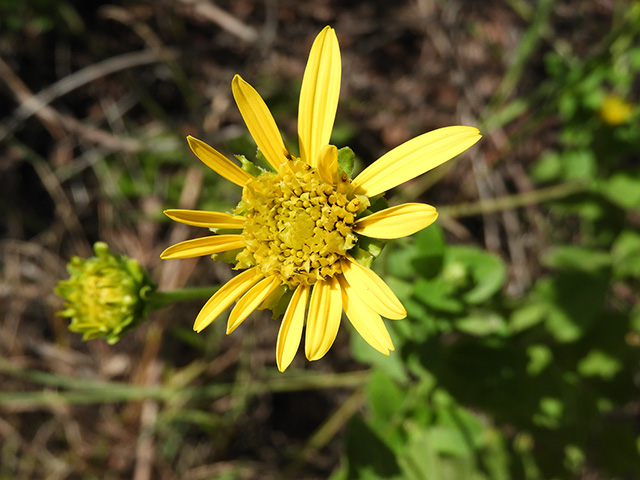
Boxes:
[235,158,366,287]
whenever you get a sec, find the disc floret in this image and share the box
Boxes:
[236,158,364,287]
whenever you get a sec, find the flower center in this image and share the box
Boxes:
[236,159,360,287]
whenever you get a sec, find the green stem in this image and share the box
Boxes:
[147,285,220,310]
[0,357,370,406]
[438,181,587,219]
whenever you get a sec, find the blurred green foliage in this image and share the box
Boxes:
[333,4,640,479]
[0,0,83,35]
[335,221,639,479]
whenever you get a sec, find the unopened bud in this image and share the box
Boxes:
[55,242,155,344]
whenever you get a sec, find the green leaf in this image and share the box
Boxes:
[400,427,482,480]
[398,430,440,480]
[414,278,465,314]
[384,222,445,281]
[435,404,487,451]
[351,330,408,382]
[526,344,553,375]
[545,308,583,343]
[542,245,611,273]
[483,428,511,480]
[383,276,412,302]
[351,246,374,269]
[414,224,446,279]
[535,273,608,342]
[577,350,622,379]
[415,223,445,255]
[447,247,507,304]
[356,236,387,262]
[455,311,508,337]
[564,444,586,474]
[400,297,440,341]
[385,245,419,279]
[533,396,564,429]
[235,154,263,176]
[367,370,405,423]
[366,195,389,215]
[509,302,547,334]
[599,172,640,210]
[428,425,471,457]
[344,416,403,480]
[612,230,640,278]
[338,146,356,178]
[530,151,562,182]
[566,149,595,179]
[629,46,640,69]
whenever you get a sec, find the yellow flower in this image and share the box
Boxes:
[161,26,481,371]
[599,95,634,125]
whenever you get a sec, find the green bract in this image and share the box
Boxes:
[55,242,155,344]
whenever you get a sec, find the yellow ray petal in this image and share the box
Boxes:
[352,126,481,197]
[276,285,310,372]
[164,209,245,229]
[232,75,288,171]
[194,267,263,332]
[338,275,394,355]
[354,203,438,239]
[305,277,342,361]
[298,26,341,167]
[316,144,338,185]
[227,275,282,334]
[187,136,252,187]
[340,258,406,320]
[160,235,245,259]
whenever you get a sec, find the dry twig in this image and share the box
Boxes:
[0,55,144,152]
[176,0,259,43]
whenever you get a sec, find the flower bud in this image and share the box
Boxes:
[55,242,155,344]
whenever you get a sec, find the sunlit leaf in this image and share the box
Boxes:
[577,350,622,379]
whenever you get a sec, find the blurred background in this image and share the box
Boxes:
[2,0,640,479]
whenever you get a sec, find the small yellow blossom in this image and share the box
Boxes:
[599,95,634,125]
[161,26,481,371]
[56,242,155,344]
